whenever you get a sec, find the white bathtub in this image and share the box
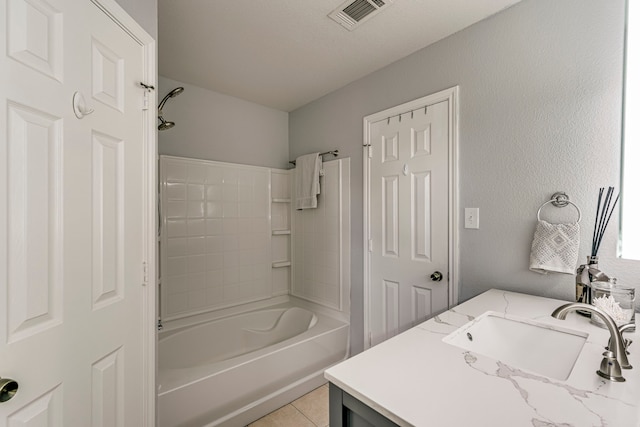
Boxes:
[157,301,349,427]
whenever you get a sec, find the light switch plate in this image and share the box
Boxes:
[465,208,479,229]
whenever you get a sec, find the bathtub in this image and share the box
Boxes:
[157,301,349,427]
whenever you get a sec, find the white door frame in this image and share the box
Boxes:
[90,0,157,423]
[362,86,459,350]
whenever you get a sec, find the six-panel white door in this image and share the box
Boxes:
[368,99,450,347]
[0,0,148,424]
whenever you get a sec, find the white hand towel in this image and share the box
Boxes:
[294,153,321,210]
[529,220,580,274]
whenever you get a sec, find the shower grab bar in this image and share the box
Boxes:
[289,150,339,166]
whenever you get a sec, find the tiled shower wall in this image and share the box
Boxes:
[160,156,272,319]
[160,156,350,321]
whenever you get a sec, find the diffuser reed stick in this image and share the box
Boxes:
[591,187,619,257]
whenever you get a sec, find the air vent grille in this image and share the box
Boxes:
[343,0,377,22]
[328,0,393,31]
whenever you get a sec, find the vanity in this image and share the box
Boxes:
[325,289,640,426]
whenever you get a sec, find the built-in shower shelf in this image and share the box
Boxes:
[272,230,291,235]
[270,170,292,294]
[272,261,291,268]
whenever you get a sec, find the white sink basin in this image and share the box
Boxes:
[442,311,587,380]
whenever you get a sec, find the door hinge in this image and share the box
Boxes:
[142,91,150,111]
[367,145,372,158]
[142,261,149,285]
[368,239,373,252]
[139,82,154,111]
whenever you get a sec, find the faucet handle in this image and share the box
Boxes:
[597,350,625,382]
[607,324,635,355]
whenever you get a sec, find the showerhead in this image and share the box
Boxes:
[158,87,184,111]
[167,87,184,98]
[158,116,175,131]
[157,87,184,131]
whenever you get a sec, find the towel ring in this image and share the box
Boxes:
[537,193,582,223]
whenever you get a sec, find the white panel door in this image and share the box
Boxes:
[0,0,149,424]
[368,99,450,347]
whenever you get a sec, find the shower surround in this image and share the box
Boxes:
[160,157,273,318]
[158,155,350,426]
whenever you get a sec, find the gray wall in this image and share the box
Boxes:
[289,0,640,355]
[115,0,157,39]
[158,76,289,169]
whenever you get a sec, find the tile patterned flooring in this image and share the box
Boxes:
[247,383,329,427]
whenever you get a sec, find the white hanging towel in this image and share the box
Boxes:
[294,153,321,210]
[529,220,580,274]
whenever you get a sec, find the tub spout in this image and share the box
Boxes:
[551,302,631,381]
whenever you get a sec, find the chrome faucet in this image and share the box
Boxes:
[552,302,632,382]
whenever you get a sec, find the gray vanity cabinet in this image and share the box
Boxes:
[329,383,400,427]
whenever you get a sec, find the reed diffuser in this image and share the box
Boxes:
[591,187,619,258]
[575,187,619,311]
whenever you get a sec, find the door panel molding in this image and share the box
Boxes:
[382,280,399,340]
[363,87,459,350]
[382,175,399,258]
[7,0,64,81]
[412,285,432,326]
[411,170,431,262]
[6,101,63,343]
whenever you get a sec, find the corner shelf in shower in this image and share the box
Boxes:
[271,170,293,296]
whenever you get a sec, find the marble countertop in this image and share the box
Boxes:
[325,289,640,426]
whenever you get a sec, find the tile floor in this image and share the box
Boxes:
[247,383,329,427]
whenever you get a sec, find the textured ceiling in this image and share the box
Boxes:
[158,0,523,112]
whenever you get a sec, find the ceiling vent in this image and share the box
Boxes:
[328,0,393,31]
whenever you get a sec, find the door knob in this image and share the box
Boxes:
[0,377,18,402]
[430,271,443,282]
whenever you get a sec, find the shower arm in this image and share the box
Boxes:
[157,95,172,113]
